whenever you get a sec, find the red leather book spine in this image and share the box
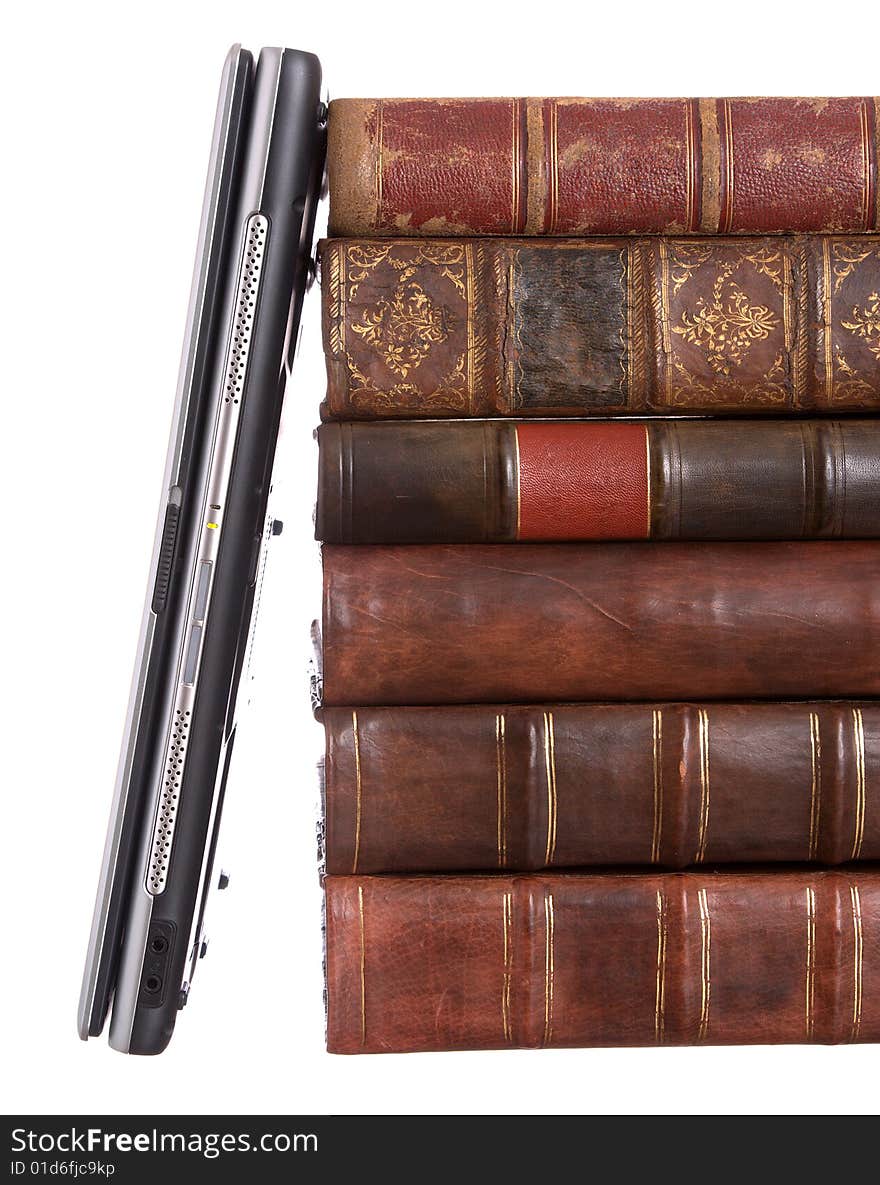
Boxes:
[328,97,880,237]
[322,703,879,873]
[320,542,880,705]
[325,871,880,1052]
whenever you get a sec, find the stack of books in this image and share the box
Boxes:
[315,96,880,1052]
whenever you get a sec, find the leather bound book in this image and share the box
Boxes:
[320,542,880,705]
[315,420,880,543]
[322,703,879,873]
[328,97,880,238]
[320,237,880,419]
[324,870,880,1052]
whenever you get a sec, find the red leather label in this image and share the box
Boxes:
[515,423,649,540]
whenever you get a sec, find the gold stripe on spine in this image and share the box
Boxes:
[695,709,710,863]
[326,243,344,357]
[510,99,519,235]
[875,99,880,232]
[698,98,721,233]
[629,242,648,407]
[374,100,383,229]
[470,245,486,413]
[808,711,822,861]
[794,239,809,408]
[651,709,664,864]
[626,243,634,404]
[506,254,517,412]
[339,246,347,354]
[351,711,362,875]
[644,424,652,538]
[543,891,555,1046]
[860,100,871,233]
[721,99,734,234]
[543,711,558,866]
[357,884,366,1046]
[805,886,816,1040]
[496,713,507,868]
[550,715,557,862]
[851,885,863,1041]
[525,100,545,235]
[548,100,559,234]
[822,238,834,403]
[502,890,513,1042]
[655,889,667,1043]
[697,887,712,1041]
[513,427,522,540]
[782,243,793,352]
[552,100,560,233]
[684,99,695,232]
[659,240,673,404]
[851,708,866,860]
[465,242,475,409]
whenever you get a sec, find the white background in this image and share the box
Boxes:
[2,0,878,1117]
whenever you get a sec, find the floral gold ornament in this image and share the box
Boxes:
[337,240,478,414]
[832,243,880,294]
[345,244,393,301]
[346,351,468,413]
[834,352,876,401]
[842,292,880,360]
[668,243,714,296]
[659,241,792,406]
[351,278,453,377]
[672,282,780,376]
[345,242,466,301]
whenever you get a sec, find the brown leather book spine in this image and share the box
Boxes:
[325,870,879,1052]
[322,703,878,873]
[328,97,880,237]
[315,420,880,543]
[319,236,880,419]
[320,542,880,705]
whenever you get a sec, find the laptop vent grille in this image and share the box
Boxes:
[224,214,268,406]
[148,707,190,894]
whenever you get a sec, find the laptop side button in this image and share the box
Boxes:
[151,501,181,613]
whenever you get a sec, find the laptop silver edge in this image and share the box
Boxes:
[78,45,249,1043]
[107,47,286,1053]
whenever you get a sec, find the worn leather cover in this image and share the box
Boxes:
[316,419,880,543]
[322,703,878,872]
[328,98,880,237]
[329,97,880,238]
[320,543,880,704]
[320,237,880,418]
[325,870,879,1051]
